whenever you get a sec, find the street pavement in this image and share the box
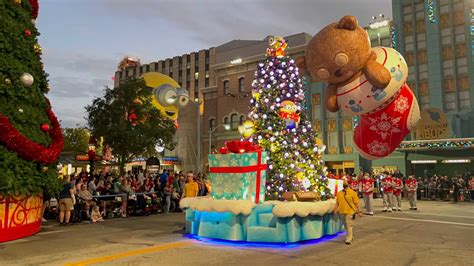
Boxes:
[0,199,472,266]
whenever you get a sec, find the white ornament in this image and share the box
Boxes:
[20,73,34,87]
[302,178,311,189]
[18,108,24,113]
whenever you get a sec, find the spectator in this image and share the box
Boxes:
[91,206,104,223]
[77,184,95,219]
[119,179,131,218]
[183,172,199,198]
[137,169,144,187]
[145,176,155,192]
[178,173,186,195]
[164,183,172,213]
[88,177,97,195]
[160,170,169,193]
[58,175,75,226]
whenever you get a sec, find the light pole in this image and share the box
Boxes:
[194,98,202,174]
[209,124,231,155]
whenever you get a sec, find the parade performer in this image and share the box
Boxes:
[382,174,394,212]
[361,174,374,215]
[393,176,403,211]
[406,175,418,210]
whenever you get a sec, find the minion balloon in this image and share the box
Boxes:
[142,72,189,123]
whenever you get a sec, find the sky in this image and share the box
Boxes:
[37,0,392,128]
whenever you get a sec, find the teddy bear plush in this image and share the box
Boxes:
[297,15,420,160]
[296,15,391,113]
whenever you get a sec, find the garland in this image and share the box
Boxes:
[0,98,64,164]
[29,0,39,19]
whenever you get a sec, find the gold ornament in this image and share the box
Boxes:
[34,43,42,54]
[296,172,304,181]
[13,0,22,4]
[41,166,49,173]
[4,78,11,85]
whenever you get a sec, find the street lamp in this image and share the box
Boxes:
[194,97,202,173]
[209,124,231,155]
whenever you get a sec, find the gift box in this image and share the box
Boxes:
[208,141,267,203]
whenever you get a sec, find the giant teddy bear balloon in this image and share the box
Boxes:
[297,15,420,160]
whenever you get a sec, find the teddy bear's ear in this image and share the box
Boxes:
[337,15,358,31]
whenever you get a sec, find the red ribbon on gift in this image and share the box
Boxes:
[211,141,266,204]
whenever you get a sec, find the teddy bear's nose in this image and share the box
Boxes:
[335,69,344,77]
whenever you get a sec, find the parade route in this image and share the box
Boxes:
[0,199,472,266]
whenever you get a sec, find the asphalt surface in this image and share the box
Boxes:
[0,199,472,266]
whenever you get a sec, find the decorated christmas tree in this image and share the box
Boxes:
[0,0,63,196]
[245,36,330,200]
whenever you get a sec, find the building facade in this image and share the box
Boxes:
[114,48,216,172]
[391,0,474,175]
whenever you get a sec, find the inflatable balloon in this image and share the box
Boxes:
[296,15,420,160]
[142,72,189,122]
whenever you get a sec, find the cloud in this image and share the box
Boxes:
[102,0,392,47]
[41,47,115,127]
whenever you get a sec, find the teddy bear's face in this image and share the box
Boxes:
[305,19,371,85]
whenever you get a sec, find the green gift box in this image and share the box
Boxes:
[208,151,267,203]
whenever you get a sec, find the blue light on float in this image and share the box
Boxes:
[184,232,343,249]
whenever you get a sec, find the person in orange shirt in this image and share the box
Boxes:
[183,172,199,198]
[334,181,361,245]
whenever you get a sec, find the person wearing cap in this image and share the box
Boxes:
[334,180,361,245]
[406,175,418,210]
[361,174,374,215]
[381,173,394,212]
[393,176,404,211]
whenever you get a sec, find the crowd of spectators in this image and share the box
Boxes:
[45,169,212,225]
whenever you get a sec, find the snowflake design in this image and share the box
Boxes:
[368,113,401,139]
[367,140,390,156]
[230,158,239,166]
[394,95,409,114]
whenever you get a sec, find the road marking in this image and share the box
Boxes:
[371,216,474,227]
[64,241,193,266]
[399,212,474,219]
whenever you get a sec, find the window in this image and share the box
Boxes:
[139,66,143,75]
[444,92,456,111]
[416,20,425,33]
[178,58,182,71]
[403,4,412,14]
[239,115,245,125]
[224,117,229,126]
[459,91,471,110]
[455,43,466,57]
[186,61,190,69]
[343,131,353,152]
[420,81,429,95]
[405,35,414,52]
[458,76,469,91]
[205,78,209,87]
[154,62,159,71]
[440,4,449,14]
[186,74,190,82]
[209,118,216,131]
[205,71,209,78]
[312,93,321,120]
[454,12,464,25]
[161,61,165,71]
[404,22,413,35]
[417,50,427,64]
[194,81,199,97]
[453,1,463,11]
[223,80,229,95]
[328,131,338,153]
[443,60,454,77]
[230,114,239,129]
[443,78,454,92]
[417,33,426,49]
[418,63,428,80]
[457,57,468,74]
[442,46,452,60]
[195,72,199,80]
[238,77,245,92]
[440,14,451,28]
[195,53,199,66]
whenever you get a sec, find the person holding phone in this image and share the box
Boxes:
[334,180,361,245]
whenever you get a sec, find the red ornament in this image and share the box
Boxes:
[87,149,96,161]
[128,113,137,121]
[24,29,31,37]
[40,123,50,132]
[0,98,64,164]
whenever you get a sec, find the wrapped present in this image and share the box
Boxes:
[327,177,344,196]
[209,141,267,203]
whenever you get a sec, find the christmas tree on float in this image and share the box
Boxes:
[242,36,330,200]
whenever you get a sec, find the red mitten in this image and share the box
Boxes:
[353,83,420,160]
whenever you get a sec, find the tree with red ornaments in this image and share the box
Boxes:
[0,0,64,195]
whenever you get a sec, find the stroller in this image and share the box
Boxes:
[149,193,162,214]
[127,194,151,216]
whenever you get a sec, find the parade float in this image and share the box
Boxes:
[180,36,344,244]
[0,0,64,242]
